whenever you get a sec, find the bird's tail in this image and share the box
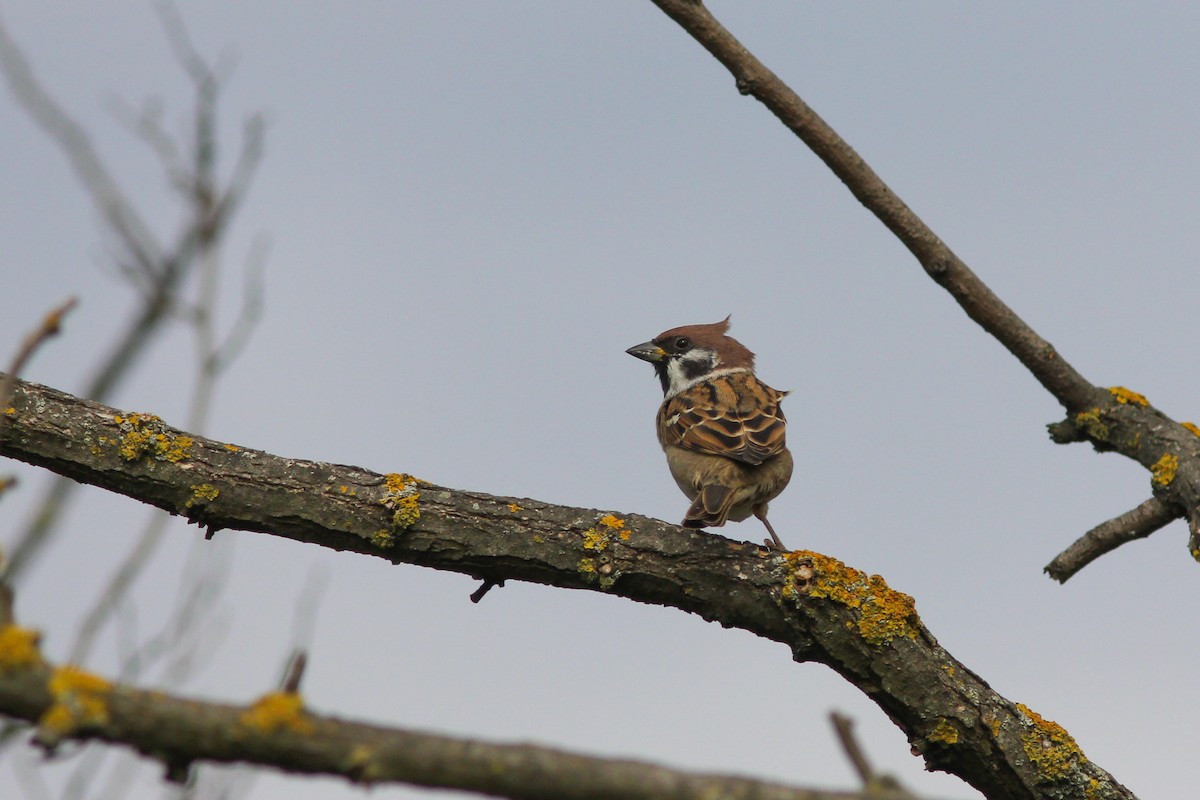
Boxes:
[682,484,734,528]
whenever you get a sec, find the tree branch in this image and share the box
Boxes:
[645,0,1200,576]
[647,0,1098,413]
[0,374,1137,799]
[0,642,900,800]
[1044,497,1179,582]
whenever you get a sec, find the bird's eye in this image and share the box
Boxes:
[674,336,691,350]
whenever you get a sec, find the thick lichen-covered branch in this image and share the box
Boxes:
[0,375,1136,799]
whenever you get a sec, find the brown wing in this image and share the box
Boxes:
[657,371,787,466]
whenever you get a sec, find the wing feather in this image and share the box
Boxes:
[657,371,787,467]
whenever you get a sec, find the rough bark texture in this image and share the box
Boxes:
[0,375,1136,799]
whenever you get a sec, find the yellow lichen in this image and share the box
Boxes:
[0,625,43,672]
[113,413,193,463]
[508,503,523,513]
[1016,703,1086,782]
[928,718,959,745]
[40,666,112,736]
[779,551,919,645]
[578,557,597,575]
[186,483,219,509]
[224,443,241,452]
[1151,453,1179,487]
[380,473,421,529]
[1108,386,1148,406]
[599,514,624,529]
[1182,422,1200,437]
[581,528,611,551]
[240,691,314,735]
[3,406,14,416]
[371,529,395,549]
[1073,408,1108,440]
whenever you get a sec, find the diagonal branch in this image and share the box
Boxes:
[0,374,1138,800]
[647,0,1098,414]
[646,0,1200,575]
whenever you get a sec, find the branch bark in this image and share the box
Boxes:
[0,374,1137,799]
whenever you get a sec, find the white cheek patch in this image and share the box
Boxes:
[664,349,749,398]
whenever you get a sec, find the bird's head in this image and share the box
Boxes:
[625,316,756,397]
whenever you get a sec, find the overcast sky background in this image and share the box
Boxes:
[2,3,1199,799]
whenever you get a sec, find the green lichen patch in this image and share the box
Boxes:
[1016,703,1087,782]
[186,483,220,510]
[112,413,193,463]
[380,473,421,530]
[1072,408,1109,441]
[371,529,395,549]
[1151,453,1179,487]
[1108,386,1148,406]
[928,718,959,745]
[779,551,919,645]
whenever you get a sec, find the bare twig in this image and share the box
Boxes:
[0,296,78,427]
[1045,498,1179,582]
[830,712,873,786]
[280,651,308,694]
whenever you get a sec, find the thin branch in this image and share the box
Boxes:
[643,1,1200,581]
[0,296,78,428]
[1044,498,1180,583]
[830,712,873,786]
[0,374,1139,800]
[647,0,1099,414]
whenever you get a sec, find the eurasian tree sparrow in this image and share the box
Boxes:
[626,317,793,549]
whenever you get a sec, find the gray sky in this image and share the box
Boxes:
[2,3,1199,798]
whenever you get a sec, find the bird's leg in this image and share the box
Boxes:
[754,508,787,550]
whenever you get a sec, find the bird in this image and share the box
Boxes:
[625,317,793,549]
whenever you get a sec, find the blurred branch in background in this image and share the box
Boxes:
[0,2,265,583]
[0,5,266,799]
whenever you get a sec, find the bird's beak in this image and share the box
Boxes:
[625,341,666,363]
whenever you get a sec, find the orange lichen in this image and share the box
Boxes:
[1016,703,1086,781]
[240,691,314,735]
[507,503,523,513]
[0,625,43,672]
[780,551,919,645]
[40,666,112,736]
[1182,422,1200,438]
[1108,386,1148,406]
[1151,453,1179,487]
